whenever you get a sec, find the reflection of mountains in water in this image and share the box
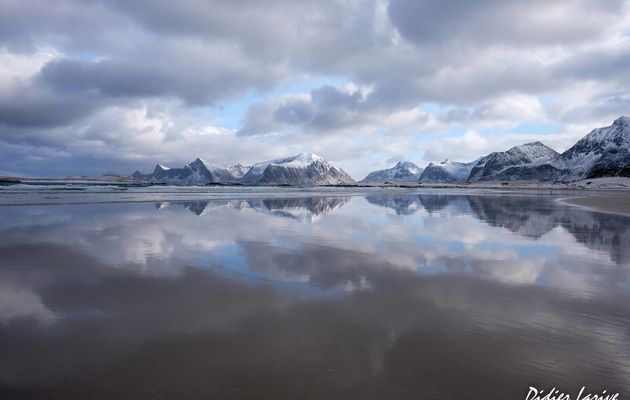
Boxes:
[366,194,472,215]
[467,196,557,238]
[259,197,350,222]
[367,193,630,265]
[157,193,630,264]
[157,196,351,222]
[469,195,630,265]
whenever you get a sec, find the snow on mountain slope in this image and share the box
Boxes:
[241,153,355,185]
[129,117,629,185]
[468,142,559,182]
[186,158,237,183]
[448,117,629,182]
[553,116,630,180]
[361,161,423,182]
[227,163,252,178]
[244,153,323,180]
[418,159,478,183]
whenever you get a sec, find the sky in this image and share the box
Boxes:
[1,0,629,179]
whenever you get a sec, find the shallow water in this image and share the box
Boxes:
[1,192,629,399]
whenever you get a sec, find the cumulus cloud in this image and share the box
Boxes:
[238,85,393,136]
[0,0,629,176]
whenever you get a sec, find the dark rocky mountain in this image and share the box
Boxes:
[552,116,630,180]
[468,142,559,182]
[132,158,246,184]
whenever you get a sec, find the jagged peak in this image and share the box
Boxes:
[578,116,630,145]
[288,152,324,163]
[508,141,550,151]
[521,141,546,147]
[189,157,222,170]
[394,160,418,168]
[250,152,326,171]
[190,157,208,165]
[153,163,171,174]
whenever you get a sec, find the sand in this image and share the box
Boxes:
[561,194,630,217]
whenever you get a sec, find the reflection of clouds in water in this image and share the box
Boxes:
[366,193,630,263]
[0,196,630,396]
[0,194,628,296]
[0,243,628,398]
[0,281,56,325]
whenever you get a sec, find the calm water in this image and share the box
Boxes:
[1,192,629,399]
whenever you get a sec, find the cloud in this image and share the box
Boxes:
[39,39,284,106]
[438,94,547,127]
[422,131,492,163]
[238,85,392,136]
[387,0,625,46]
[0,0,629,176]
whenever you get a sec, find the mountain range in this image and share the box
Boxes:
[133,152,355,186]
[167,196,351,222]
[132,158,251,185]
[131,117,630,185]
[376,116,630,183]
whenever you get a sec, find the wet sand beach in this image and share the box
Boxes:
[1,192,630,399]
[561,193,630,216]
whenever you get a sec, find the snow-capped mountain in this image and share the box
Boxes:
[475,117,630,182]
[185,158,239,183]
[420,117,629,182]
[240,153,355,185]
[128,117,629,185]
[468,142,559,182]
[418,159,479,183]
[132,158,244,184]
[361,161,423,182]
[170,196,350,222]
[227,163,252,179]
[552,116,630,180]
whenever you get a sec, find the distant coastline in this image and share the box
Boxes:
[3,176,630,190]
[2,176,630,191]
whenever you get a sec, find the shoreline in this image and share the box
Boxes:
[3,176,630,191]
[559,195,630,217]
[1,185,630,207]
